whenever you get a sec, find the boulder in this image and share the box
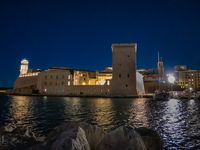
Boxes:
[28,122,163,150]
[135,127,163,150]
[29,122,105,150]
[97,126,146,150]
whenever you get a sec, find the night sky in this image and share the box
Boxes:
[0,0,200,87]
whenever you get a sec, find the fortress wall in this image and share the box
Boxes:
[41,85,110,96]
[13,76,38,94]
[65,85,110,96]
[14,76,38,89]
[13,88,33,95]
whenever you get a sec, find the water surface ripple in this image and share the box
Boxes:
[0,95,200,149]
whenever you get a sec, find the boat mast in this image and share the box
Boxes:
[158,51,161,91]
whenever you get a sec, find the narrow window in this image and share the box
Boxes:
[125,84,128,88]
[119,74,121,78]
[127,74,130,78]
[68,81,70,86]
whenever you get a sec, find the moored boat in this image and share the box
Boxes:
[153,91,169,100]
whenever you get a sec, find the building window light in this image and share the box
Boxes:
[107,80,110,85]
[68,81,70,86]
[68,75,70,79]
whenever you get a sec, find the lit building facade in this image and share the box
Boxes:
[175,65,200,90]
[37,68,73,95]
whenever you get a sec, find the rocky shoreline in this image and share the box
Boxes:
[0,122,163,150]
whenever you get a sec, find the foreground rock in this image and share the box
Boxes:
[135,127,163,150]
[0,122,44,150]
[29,122,163,150]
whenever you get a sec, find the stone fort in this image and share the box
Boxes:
[12,43,145,97]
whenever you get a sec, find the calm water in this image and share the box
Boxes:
[0,95,200,149]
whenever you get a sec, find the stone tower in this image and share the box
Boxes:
[157,52,165,81]
[20,59,29,76]
[110,43,137,97]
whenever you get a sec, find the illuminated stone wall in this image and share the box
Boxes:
[65,85,110,96]
[37,69,73,94]
[13,43,142,97]
[36,69,111,96]
[13,76,38,94]
[111,43,138,97]
[14,76,38,89]
[136,72,145,95]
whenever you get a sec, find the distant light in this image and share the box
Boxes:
[167,74,175,84]
[189,87,193,91]
[44,89,47,92]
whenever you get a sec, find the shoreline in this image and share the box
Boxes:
[4,93,153,98]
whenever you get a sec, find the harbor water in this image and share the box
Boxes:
[0,95,200,149]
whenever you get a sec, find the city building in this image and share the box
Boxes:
[138,53,166,93]
[138,69,159,93]
[175,65,200,90]
[11,43,145,97]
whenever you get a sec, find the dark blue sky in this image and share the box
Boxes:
[0,0,200,87]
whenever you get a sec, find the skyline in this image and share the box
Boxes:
[1,0,200,87]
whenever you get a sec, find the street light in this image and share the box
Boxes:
[167,74,175,92]
[168,74,175,84]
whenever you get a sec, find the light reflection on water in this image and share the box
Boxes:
[128,98,149,128]
[1,95,200,149]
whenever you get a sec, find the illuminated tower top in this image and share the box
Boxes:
[20,58,29,76]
